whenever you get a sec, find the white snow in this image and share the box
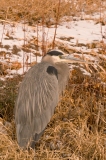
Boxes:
[0,12,106,80]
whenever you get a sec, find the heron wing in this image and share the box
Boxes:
[15,62,59,147]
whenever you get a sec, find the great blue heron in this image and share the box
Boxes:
[15,50,84,149]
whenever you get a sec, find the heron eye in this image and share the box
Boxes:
[59,55,62,59]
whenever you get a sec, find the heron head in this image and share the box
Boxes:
[42,50,89,64]
[42,50,63,63]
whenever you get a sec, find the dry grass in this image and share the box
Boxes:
[0,67,106,160]
[0,0,106,24]
[0,0,71,25]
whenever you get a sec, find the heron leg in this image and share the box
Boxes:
[30,129,45,149]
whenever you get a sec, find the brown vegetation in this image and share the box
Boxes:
[0,66,106,160]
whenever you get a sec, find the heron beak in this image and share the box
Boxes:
[60,54,93,64]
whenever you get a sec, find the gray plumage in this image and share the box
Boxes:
[15,50,69,149]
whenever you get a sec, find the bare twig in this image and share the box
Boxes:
[52,0,61,49]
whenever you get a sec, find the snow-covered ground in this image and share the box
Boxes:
[0,14,106,80]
